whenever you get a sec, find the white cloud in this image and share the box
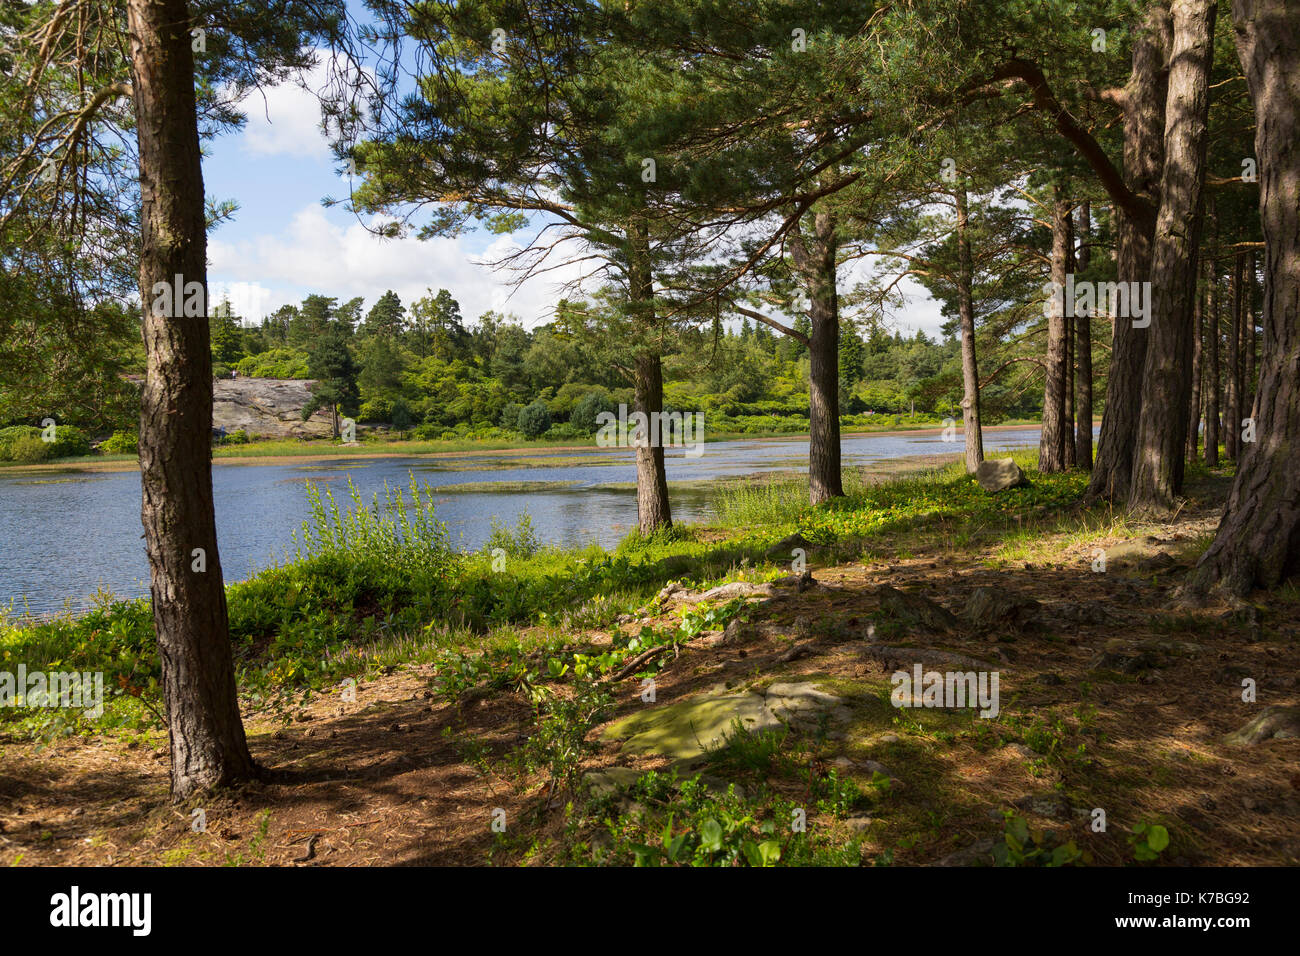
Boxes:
[232,51,350,162]
[208,205,591,326]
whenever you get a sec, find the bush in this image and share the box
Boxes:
[47,425,91,458]
[0,424,89,460]
[498,402,524,430]
[8,434,53,462]
[99,430,139,454]
[570,390,614,434]
[357,398,393,423]
[517,400,552,439]
[0,425,41,460]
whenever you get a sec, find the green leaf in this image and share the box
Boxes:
[699,818,724,853]
[1146,825,1169,853]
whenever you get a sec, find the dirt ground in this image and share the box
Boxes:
[2,474,1297,867]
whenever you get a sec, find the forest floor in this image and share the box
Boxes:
[2,466,1297,867]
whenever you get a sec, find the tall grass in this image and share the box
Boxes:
[292,474,454,573]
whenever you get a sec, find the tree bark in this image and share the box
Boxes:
[1075,201,1094,468]
[955,186,984,472]
[627,219,671,535]
[1040,188,1070,473]
[1204,231,1222,465]
[127,0,256,801]
[1087,3,1171,501]
[1064,209,1077,469]
[1129,0,1217,513]
[1225,250,1244,459]
[632,350,672,534]
[1246,250,1258,414]
[1188,255,1204,459]
[1188,0,1300,595]
[790,205,844,503]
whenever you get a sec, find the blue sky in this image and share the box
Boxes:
[201,58,946,338]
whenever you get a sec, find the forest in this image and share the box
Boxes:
[0,0,1297,912]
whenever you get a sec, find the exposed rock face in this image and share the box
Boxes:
[975,458,1027,492]
[211,377,333,439]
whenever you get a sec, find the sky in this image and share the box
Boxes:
[202,61,949,338]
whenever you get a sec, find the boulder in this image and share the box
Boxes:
[876,585,959,631]
[964,586,1041,627]
[212,377,333,439]
[602,681,850,761]
[1224,705,1300,746]
[975,458,1027,493]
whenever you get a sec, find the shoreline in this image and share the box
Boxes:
[0,422,1043,475]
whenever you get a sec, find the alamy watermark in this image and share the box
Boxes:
[596,404,705,458]
[891,663,1000,718]
[1043,274,1152,328]
[1,665,103,718]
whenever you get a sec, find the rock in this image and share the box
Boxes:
[975,458,1027,493]
[655,581,691,605]
[860,760,892,777]
[964,587,1042,627]
[933,837,997,867]
[1087,640,1162,674]
[765,532,812,561]
[212,377,333,439]
[1224,706,1300,746]
[1137,551,1178,573]
[679,581,774,606]
[1000,743,1038,761]
[778,641,818,663]
[1014,793,1070,819]
[875,585,960,631]
[583,766,644,795]
[602,681,850,760]
[720,618,748,645]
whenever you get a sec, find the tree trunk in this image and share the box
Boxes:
[955,187,984,472]
[1075,201,1094,468]
[1129,0,1216,513]
[1204,236,1221,465]
[127,0,256,801]
[632,350,672,534]
[1246,250,1258,414]
[1188,255,1204,459]
[1187,0,1300,595]
[1225,250,1244,459]
[627,219,671,535]
[1087,3,1170,501]
[790,205,844,503]
[1040,188,1070,473]
[1064,209,1078,469]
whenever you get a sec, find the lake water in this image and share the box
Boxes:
[0,427,1045,614]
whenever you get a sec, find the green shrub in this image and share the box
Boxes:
[8,434,53,462]
[498,402,524,430]
[47,425,92,458]
[99,430,139,454]
[0,426,41,460]
[517,400,552,439]
[570,390,614,434]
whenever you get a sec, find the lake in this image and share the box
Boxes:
[0,427,1045,614]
